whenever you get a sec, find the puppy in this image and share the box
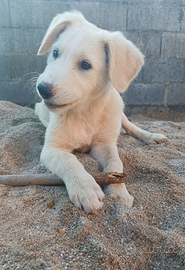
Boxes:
[35,11,166,213]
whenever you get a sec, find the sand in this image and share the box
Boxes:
[0,101,184,270]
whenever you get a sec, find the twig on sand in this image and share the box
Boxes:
[0,172,125,186]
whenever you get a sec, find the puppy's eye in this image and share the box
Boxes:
[53,49,59,59]
[81,61,91,70]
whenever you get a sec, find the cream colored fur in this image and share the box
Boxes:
[35,11,166,213]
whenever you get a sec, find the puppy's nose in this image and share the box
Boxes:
[37,83,54,99]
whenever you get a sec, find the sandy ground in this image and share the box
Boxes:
[0,101,184,270]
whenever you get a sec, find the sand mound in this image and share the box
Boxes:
[0,101,184,270]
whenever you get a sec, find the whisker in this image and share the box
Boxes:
[25,76,38,93]
[27,77,38,84]
[20,72,40,80]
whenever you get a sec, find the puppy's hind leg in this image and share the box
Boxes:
[122,113,167,144]
[35,100,50,128]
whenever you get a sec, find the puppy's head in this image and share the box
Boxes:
[36,11,144,114]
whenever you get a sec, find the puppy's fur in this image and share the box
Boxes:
[35,11,166,213]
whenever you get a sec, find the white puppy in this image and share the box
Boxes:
[35,11,166,213]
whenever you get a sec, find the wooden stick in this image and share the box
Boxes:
[0,172,125,186]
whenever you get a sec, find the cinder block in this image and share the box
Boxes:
[0,28,46,55]
[0,28,13,54]
[124,31,161,58]
[9,0,69,28]
[0,0,10,27]
[0,54,11,80]
[43,0,70,1]
[143,58,185,83]
[133,67,143,83]
[70,2,101,27]
[167,83,185,105]
[162,33,185,58]
[127,4,181,31]
[70,2,127,31]
[180,7,185,32]
[0,80,37,106]
[128,0,183,4]
[43,0,114,1]
[9,55,47,80]
[122,83,165,105]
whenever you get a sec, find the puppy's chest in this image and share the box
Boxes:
[57,116,97,150]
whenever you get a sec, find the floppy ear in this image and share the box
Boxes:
[105,32,144,93]
[37,11,85,55]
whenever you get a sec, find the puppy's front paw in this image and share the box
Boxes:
[68,176,105,213]
[104,183,134,208]
[149,133,167,144]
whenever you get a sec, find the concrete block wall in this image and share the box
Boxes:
[0,0,185,119]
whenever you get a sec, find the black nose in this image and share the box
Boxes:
[37,83,54,99]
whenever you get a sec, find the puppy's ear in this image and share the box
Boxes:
[37,11,85,55]
[105,32,144,93]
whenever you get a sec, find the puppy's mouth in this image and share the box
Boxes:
[44,99,78,110]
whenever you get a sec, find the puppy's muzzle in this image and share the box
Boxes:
[37,83,54,100]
